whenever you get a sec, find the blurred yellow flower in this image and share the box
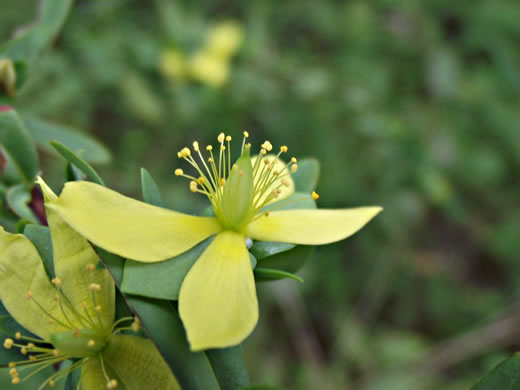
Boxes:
[189,52,230,88]
[159,50,186,80]
[206,21,244,60]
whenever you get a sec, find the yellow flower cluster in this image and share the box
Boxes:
[159,21,244,88]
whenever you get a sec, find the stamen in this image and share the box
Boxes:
[174,169,183,176]
[312,191,319,200]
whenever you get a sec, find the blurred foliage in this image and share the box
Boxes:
[2,0,520,388]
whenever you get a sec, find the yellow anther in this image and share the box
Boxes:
[27,343,35,350]
[206,145,213,151]
[189,181,198,192]
[89,283,101,292]
[4,338,13,349]
[263,158,270,165]
[197,177,204,185]
[281,179,290,187]
[86,263,96,272]
[178,147,191,158]
[220,178,226,186]
[88,340,96,347]
[232,164,239,171]
[29,355,36,361]
[261,141,273,152]
[192,141,200,152]
[131,318,140,333]
[54,294,59,302]
[217,132,225,143]
[273,170,279,176]
[243,131,249,138]
[15,332,21,340]
[52,277,62,288]
[73,329,81,338]
[107,379,118,389]
[25,291,33,299]
[53,349,59,356]
[220,145,226,151]
[291,164,298,173]
[312,191,319,200]
[226,135,232,142]
[9,362,15,368]
[21,347,27,355]
[260,149,267,155]
[291,157,297,163]
[95,305,102,312]
[264,212,270,217]
[11,377,20,385]
[49,380,56,387]
[208,157,214,163]
[9,368,17,376]
[174,168,183,176]
[280,146,288,153]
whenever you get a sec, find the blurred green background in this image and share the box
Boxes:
[3,0,520,389]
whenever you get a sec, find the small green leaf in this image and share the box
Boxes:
[141,167,164,207]
[254,267,304,283]
[206,346,250,390]
[122,238,212,300]
[256,245,315,275]
[291,158,320,193]
[23,224,54,280]
[50,141,105,186]
[6,184,38,223]
[127,296,221,390]
[471,353,520,390]
[0,110,38,183]
[22,115,111,164]
[239,386,286,390]
[250,241,295,259]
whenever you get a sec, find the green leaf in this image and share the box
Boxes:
[126,296,221,390]
[256,245,315,275]
[0,110,38,183]
[0,365,66,389]
[22,115,111,164]
[122,238,212,300]
[239,386,286,390]
[141,167,164,207]
[23,224,54,280]
[0,302,38,366]
[249,241,295,259]
[206,346,250,390]
[471,353,520,390]
[0,0,73,91]
[254,267,303,283]
[6,184,38,223]
[50,141,105,186]
[291,158,320,193]
[64,367,81,390]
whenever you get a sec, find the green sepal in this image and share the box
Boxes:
[6,184,38,223]
[140,167,164,207]
[290,158,320,193]
[253,267,303,283]
[0,110,38,184]
[471,353,520,390]
[50,141,105,186]
[23,224,54,280]
[64,366,81,390]
[22,115,111,164]
[50,328,106,357]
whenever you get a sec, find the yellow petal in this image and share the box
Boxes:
[102,335,181,390]
[37,177,115,333]
[251,154,295,205]
[0,227,68,339]
[246,207,382,245]
[179,231,258,351]
[48,181,223,262]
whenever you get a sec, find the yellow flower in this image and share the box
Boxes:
[0,179,179,389]
[45,133,382,351]
[205,21,244,60]
[188,51,230,88]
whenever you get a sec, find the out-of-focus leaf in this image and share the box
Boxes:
[0,109,38,183]
[23,224,54,279]
[206,346,250,390]
[290,158,320,193]
[471,353,520,390]
[141,167,163,207]
[23,115,111,164]
[239,386,286,390]
[6,184,38,223]
[254,267,304,283]
[50,141,104,186]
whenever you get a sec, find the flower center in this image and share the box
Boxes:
[175,132,300,231]
[2,263,139,389]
